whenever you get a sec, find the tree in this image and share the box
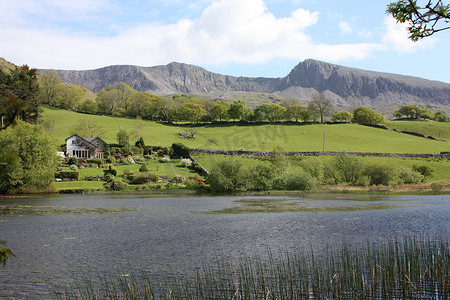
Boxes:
[38,70,62,105]
[353,106,385,125]
[209,101,229,121]
[181,102,207,123]
[0,65,41,129]
[228,100,251,121]
[117,127,130,147]
[285,105,306,122]
[254,104,286,122]
[127,92,161,119]
[96,83,135,116]
[395,104,424,118]
[387,0,450,41]
[70,118,105,138]
[0,121,58,193]
[57,84,84,109]
[132,116,146,141]
[309,93,333,123]
[434,111,449,122]
[333,153,363,183]
[207,160,249,192]
[333,110,353,122]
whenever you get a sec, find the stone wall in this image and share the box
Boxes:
[191,148,450,159]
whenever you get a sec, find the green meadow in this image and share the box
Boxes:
[385,120,450,140]
[43,106,450,154]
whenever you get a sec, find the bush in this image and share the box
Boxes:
[413,165,434,178]
[207,160,248,192]
[67,157,78,166]
[103,165,117,177]
[284,172,316,191]
[180,158,193,167]
[363,164,397,186]
[55,171,79,180]
[431,181,445,193]
[69,164,78,171]
[109,179,128,191]
[299,158,324,182]
[106,156,116,164]
[333,154,363,183]
[128,172,159,184]
[170,143,190,159]
[398,167,424,184]
[248,165,275,191]
[139,164,149,173]
[160,157,171,163]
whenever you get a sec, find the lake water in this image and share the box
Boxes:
[0,193,449,298]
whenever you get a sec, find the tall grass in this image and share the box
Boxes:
[51,236,448,299]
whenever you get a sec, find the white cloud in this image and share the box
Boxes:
[0,0,383,70]
[382,17,436,53]
[338,21,353,35]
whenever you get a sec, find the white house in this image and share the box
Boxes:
[65,135,107,159]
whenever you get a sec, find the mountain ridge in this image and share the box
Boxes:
[48,59,450,108]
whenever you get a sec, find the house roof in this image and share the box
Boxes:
[66,135,106,148]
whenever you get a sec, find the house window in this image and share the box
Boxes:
[73,150,75,156]
[72,140,76,144]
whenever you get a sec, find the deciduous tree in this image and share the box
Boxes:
[309,93,333,123]
[387,0,450,41]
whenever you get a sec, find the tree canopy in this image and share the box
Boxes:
[387,0,450,40]
[0,65,41,129]
[0,121,58,193]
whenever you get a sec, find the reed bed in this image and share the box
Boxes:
[51,236,449,299]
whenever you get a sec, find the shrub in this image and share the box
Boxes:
[172,176,187,183]
[412,165,434,178]
[180,158,193,167]
[156,147,170,157]
[55,171,79,180]
[299,158,324,182]
[398,167,424,184]
[139,164,149,173]
[248,165,275,191]
[431,181,445,193]
[106,156,116,164]
[109,179,128,191]
[160,157,171,163]
[69,164,78,171]
[170,143,190,159]
[333,154,363,183]
[103,165,117,177]
[128,172,159,184]
[284,172,316,191]
[363,164,398,186]
[207,160,248,192]
[67,157,78,166]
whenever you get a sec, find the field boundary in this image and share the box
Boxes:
[191,149,450,159]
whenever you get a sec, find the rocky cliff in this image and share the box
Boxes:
[51,59,450,108]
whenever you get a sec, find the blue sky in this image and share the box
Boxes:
[1,0,449,83]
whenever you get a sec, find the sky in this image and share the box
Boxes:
[1,0,450,83]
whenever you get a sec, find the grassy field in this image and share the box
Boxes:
[43,106,450,154]
[385,120,450,140]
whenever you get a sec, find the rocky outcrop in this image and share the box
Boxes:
[48,59,450,108]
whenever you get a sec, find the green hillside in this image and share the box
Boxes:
[385,120,450,141]
[42,106,449,154]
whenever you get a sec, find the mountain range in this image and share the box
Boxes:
[49,59,450,109]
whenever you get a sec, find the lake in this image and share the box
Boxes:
[0,193,449,298]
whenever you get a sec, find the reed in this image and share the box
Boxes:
[51,236,449,299]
